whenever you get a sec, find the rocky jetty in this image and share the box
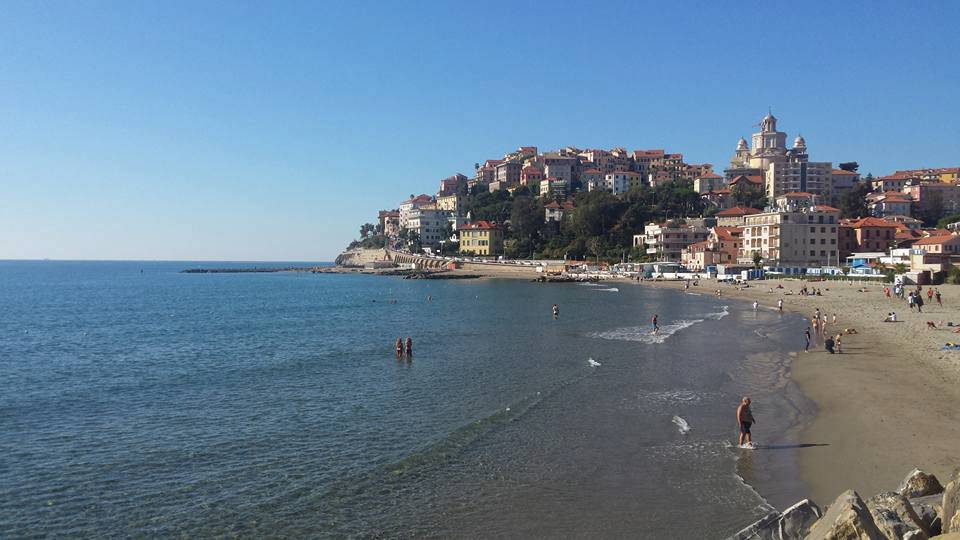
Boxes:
[730,468,960,540]
[335,247,389,267]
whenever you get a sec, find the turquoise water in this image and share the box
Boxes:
[0,261,812,538]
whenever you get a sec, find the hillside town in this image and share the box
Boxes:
[357,112,960,284]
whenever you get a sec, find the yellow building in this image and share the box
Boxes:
[458,221,503,256]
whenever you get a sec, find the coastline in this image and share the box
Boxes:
[630,277,960,507]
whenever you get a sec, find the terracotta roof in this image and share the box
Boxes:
[462,220,500,230]
[924,229,952,237]
[699,172,723,179]
[715,207,761,217]
[812,205,841,212]
[704,188,732,195]
[521,166,543,173]
[403,194,433,204]
[544,201,561,209]
[713,226,743,239]
[582,168,601,174]
[831,169,859,175]
[729,175,763,185]
[913,235,959,245]
[845,217,898,228]
[781,191,815,198]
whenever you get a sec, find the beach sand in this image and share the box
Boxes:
[636,278,960,505]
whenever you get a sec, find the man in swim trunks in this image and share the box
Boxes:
[651,314,659,334]
[737,396,755,447]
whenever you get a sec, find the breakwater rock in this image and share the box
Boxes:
[730,467,960,539]
[335,248,389,267]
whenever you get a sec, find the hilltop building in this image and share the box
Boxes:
[726,112,833,201]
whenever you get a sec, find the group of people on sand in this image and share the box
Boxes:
[803,307,845,354]
[394,337,413,359]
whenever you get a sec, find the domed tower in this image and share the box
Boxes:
[760,111,777,133]
[731,136,751,167]
[793,134,806,151]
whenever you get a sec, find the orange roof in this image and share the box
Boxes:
[699,172,723,179]
[521,166,542,172]
[831,169,859,175]
[713,226,743,239]
[782,191,815,198]
[924,229,952,237]
[715,207,761,217]
[846,217,898,228]
[633,149,665,157]
[914,234,958,245]
[462,220,500,230]
[582,168,601,174]
[812,205,841,212]
[704,188,732,195]
[544,201,561,209]
[729,175,763,185]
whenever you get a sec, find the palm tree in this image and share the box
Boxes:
[752,251,763,270]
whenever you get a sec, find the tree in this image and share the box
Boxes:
[921,191,944,226]
[893,262,907,275]
[752,251,763,269]
[840,181,871,218]
[359,222,376,238]
[732,182,767,209]
[838,162,860,172]
[587,236,604,265]
[937,213,960,229]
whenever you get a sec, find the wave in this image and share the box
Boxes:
[702,305,729,320]
[593,287,619,292]
[672,415,691,434]
[589,319,701,344]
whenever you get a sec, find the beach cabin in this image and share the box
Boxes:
[845,252,885,275]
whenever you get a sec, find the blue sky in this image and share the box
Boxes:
[2,1,958,261]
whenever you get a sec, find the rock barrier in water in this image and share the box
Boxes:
[730,467,958,539]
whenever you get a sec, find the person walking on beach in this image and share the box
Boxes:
[936,289,943,307]
[651,314,659,334]
[916,293,924,313]
[804,327,811,352]
[395,337,403,359]
[737,397,755,448]
[405,337,413,358]
[777,298,783,313]
[834,333,843,354]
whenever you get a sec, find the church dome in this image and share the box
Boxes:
[760,111,777,132]
[794,135,806,149]
[736,137,748,151]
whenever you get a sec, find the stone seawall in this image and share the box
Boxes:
[335,248,389,267]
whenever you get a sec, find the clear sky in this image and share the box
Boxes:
[2,1,958,261]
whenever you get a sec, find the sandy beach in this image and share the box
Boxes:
[633,277,960,506]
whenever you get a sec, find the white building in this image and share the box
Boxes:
[407,208,452,246]
[399,194,434,229]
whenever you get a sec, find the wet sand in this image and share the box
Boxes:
[634,278,960,505]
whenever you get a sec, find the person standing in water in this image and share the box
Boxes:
[552,304,559,319]
[737,396,755,447]
[777,298,783,313]
[405,337,413,358]
[651,314,659,334]
[804,327,811,352]
[752,300,759,311]
[395,337,403,359]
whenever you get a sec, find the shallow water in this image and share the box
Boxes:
[0,261,813,538]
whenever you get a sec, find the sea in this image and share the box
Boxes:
[0,260,815,538]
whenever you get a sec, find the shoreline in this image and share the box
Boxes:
[627,277,960,507]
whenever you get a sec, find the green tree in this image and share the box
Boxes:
[921,191,944,226]
[732,183,767,209]
[840,181,872,218]
[937,213,960,229]
[752,251,763,269]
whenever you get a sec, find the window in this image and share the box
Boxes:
[810,250,816,256]
[810,239,816,244]
[831,239,836,244]
[820,250,826,257]
[821,227,826,233]
[810,227,816,233]
[820,239,826,244]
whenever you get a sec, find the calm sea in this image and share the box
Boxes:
[0,261,813,538]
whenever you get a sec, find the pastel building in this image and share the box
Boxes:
[738,193,841,268]
[458,221,503,256]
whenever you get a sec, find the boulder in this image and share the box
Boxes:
[728,500,820,540]
[908,494,942,536]
[898,469,944,499]
[866,491,928,539]
[944,475,960,534]
[804,490,885,540]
